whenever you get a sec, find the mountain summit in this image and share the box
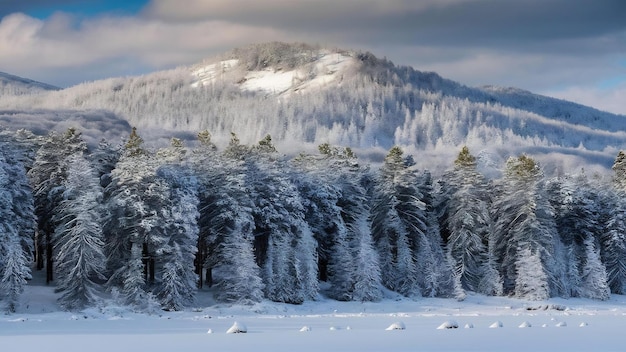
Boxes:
[0,42,624,173]
[190,43,358,96]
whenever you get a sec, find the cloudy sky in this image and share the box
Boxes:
[1,0,624,114]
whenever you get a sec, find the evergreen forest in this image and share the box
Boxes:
[1,126,625,313]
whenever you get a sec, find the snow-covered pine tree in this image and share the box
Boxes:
[332,155,382,301]
[89,139,121,188]
[234,137,318,304]
[190,130,221,288]
[514,247,549,300]
[442,146,498,295]
[191,132,264,304]
[0,137,36,266]
[551,173,610,299]
[416,170,454,297]
[491,155,566,298]
[295,144,382,301]
[371,147,420,297]
[371,146,451,297]
[28,128,87,283]
[151,164,199,310]
[596,152,626,294]
[350,211,383,302]
[0,151,33,312]
[612,150,626,192]
[53,154,106,310]
[580,234,610,300]
[0,237,30,313]
[104,128,169,309]
[295,164,352,300]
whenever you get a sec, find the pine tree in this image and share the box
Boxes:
[89,139,121,188]
[0,150,33,312]
[0,237,30,312]
[351,213,382,301]
[580,235,610,300]
[598,152,626,294]
[612,150,626,191]
[28,128,87,283]
[416,171,454,297]
[371,147,419,297]
[443,147,497,295]
[371,146,450,297]
[53,154,106,310]
[152,165,200,310]
[599,189,626,294]
[293,148,381,302]
[192,135,264,303]
[237,140,318,304]
[515,247,549,300]
[104,128,169,308]
[550,172,610,299]
[491,155,565,298]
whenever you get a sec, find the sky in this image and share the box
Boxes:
[0,0,624,115]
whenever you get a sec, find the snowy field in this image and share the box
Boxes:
[3,281,626,352]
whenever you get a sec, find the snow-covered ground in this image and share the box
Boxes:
[3,280,626,352]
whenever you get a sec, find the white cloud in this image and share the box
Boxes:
[141,0,469,22]
[0,12,291,86]
[542,83,626,116]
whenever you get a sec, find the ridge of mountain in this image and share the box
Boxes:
[0,71,59,95]
[0,42,624,173]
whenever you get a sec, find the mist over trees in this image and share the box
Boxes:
[0,125,625,313]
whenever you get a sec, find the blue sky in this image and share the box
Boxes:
[1,0,148,19]
[0,0,624,115]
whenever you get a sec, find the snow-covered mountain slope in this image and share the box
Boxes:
[190,49,356,96]
[0,71,59,96]
[0,42,624,173]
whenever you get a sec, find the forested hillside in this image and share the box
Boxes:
[0,71,58,96]
[0,42,624,173]
[1,127,625,312]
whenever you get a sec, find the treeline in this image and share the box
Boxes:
[0,127,625,312]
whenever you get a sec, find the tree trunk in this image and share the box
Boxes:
[46,236,53,284]
[35,230,44,270]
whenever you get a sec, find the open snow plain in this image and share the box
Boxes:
[3,282,626,352]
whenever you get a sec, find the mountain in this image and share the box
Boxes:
[0,71,59,96]
[0,42,624,174]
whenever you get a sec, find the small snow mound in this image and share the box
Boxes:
[346,326,352,330]
[525,304,568,311]
[8,318,27,322]
[329,326,339,331]
[555,321,567,328]
[489,321,504,328]
[386,322,406,331]
[519,321,532,328]
[464,323,474,329]
[541,324,548,328]
[300,326,311,332]
[579,322,588,327]
[226,321,247,334]
[437,320,459,329]
[206,329,213,334]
